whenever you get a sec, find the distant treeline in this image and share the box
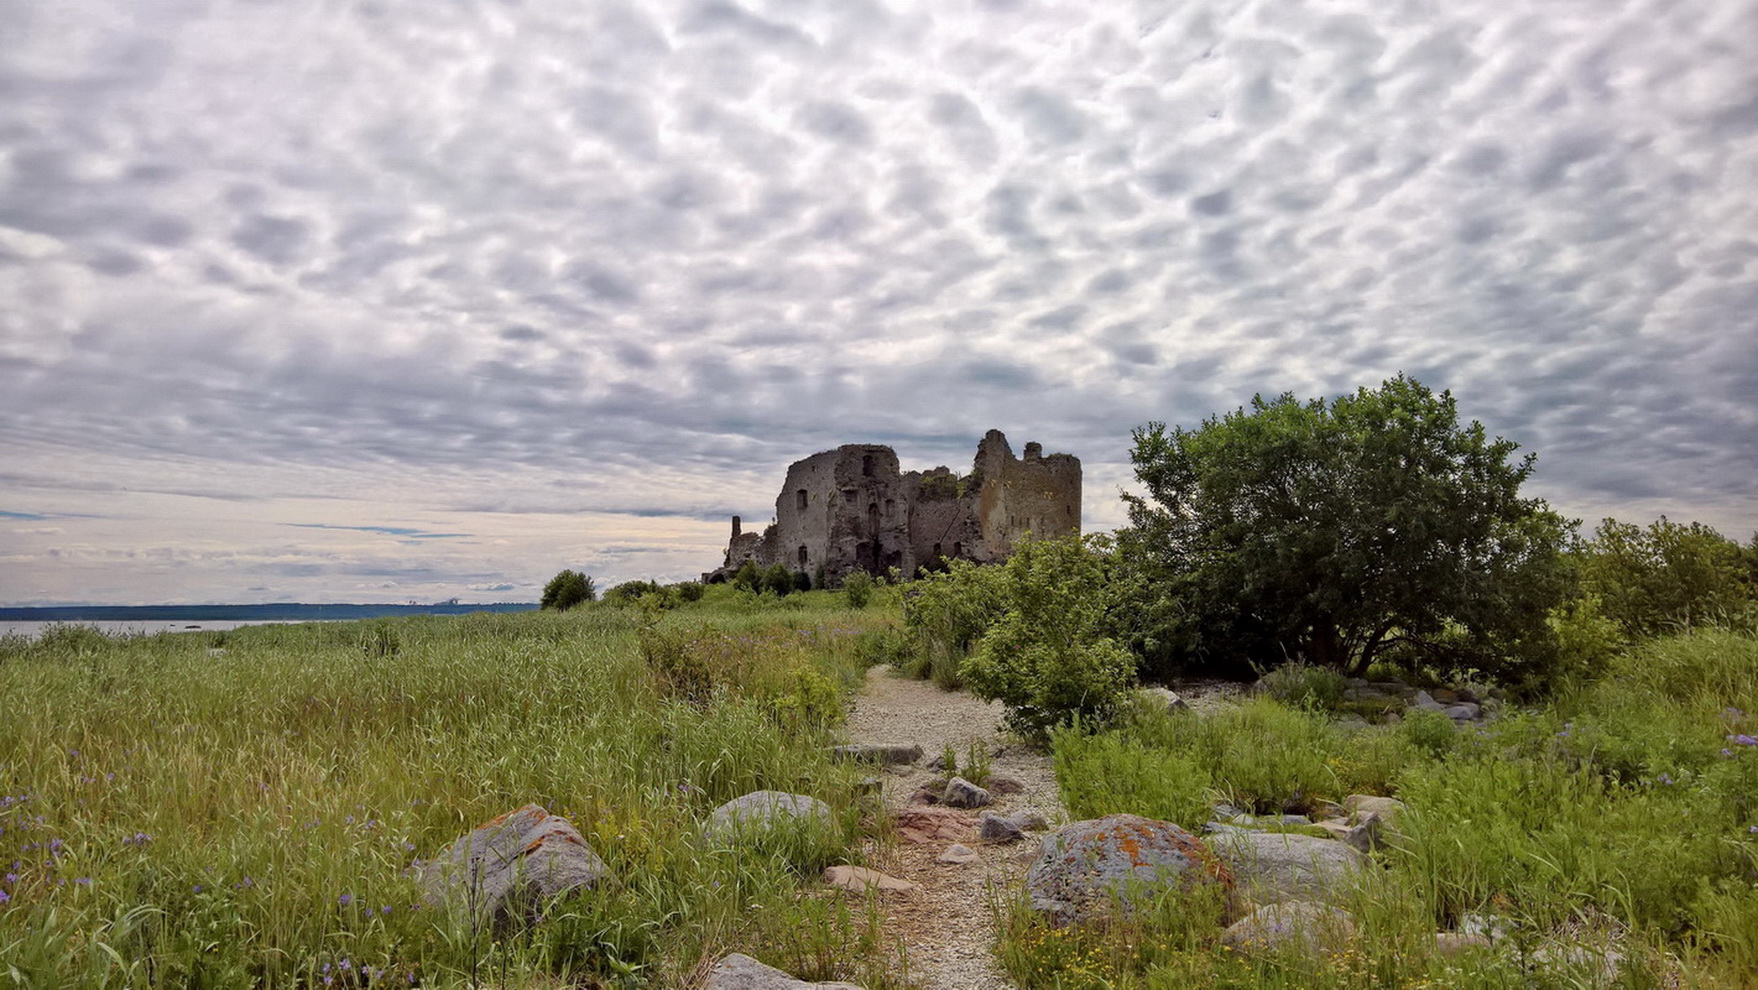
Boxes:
[0,602,538,622]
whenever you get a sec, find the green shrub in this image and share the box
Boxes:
[853,627,910,669]
[764,564,795,597]
[960,536,1137,742]
[842,570,874,609]
[1254,663,1347,710]
[540,568,595,610]
[605,579,666,606]
[732,560,762,593]
[1582,517,1757,638]
[901,558,1008,680]
[675,581,705,603]
[793,570,813,593]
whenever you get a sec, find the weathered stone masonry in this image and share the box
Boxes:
[704,430,1081,586]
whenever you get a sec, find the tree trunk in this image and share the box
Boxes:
[1306,618,1347,670]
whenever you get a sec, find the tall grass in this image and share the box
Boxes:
[0,599,902,987]
[1022,629,1758,988]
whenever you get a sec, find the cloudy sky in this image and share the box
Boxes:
[2,0,1754,606]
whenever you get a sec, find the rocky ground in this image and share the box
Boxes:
[843,668,1060,990]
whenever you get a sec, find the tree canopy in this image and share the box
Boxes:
[540,569,595,611]
[1118,374,1573,678]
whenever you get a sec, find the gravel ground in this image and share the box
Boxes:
[843,668,1067,990]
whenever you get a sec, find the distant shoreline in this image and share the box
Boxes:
[0,602,538,622]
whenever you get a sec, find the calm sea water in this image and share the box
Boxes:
[0,619,341,641]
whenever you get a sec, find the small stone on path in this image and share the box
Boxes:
[937,843,980,864]
[824,865,920,895]
[941,776,992,809]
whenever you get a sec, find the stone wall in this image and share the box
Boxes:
[704,430,1081,587]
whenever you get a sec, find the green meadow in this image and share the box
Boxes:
[3,579,1757,987]
[0,594,906,988]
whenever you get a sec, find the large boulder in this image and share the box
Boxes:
[702,953,864,989]
[1221,901,1357,957]
[1209,830,1368,907]
[1026,814,1230,925]
[415,804,606,923]
[703,791,833,845]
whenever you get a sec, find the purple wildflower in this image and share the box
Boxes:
[338,893,353,907]
[1732,734,1758,747]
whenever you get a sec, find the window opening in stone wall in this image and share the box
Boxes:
[867,503,879,535]
[862,454,874,477]
[952,541,962,558]
[798,545,808,566]
[796,489,808,511]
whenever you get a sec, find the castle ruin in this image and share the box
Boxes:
[704,430,1081,586]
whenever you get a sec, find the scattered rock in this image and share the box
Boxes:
[1531,943,1627,984]
[978,812,1024,842]
[415,804,606,924]
[1230,813,1313,828]
[1027,814,1230,925]
[907,785,940,806]
[1334,714,1370,730]
[1209,830,1368,906]
[854,777,883,796]
[1458,913,1515,942]
[1221,901,1358,957]
[823,865,918,895]
[1444,702,1481,721]
[702,791,833,845]
[1341,812,1382,853]
[941,776,992,809]
[937,843,980,864]
[830,743,923,766]
[892,807,976,845]
[984,775,1026,796]
[1413,691,1449,714]
[702,952,864,990]
[1342,795,1406,826]
[1432,931,1493,958]
[1431,688,1461,704]
[1140,687,1192,713]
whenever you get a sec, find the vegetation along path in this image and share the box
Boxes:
[844,667,1067,990]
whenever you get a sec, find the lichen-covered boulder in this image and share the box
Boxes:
[1221,901,1357,957]
[702,791,833,845]
[1026,814,1230,925]
[415,804,605,923]
[703,953,864,989]
[1209,830,1367,907]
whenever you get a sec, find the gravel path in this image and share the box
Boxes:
[844,668,1067,990]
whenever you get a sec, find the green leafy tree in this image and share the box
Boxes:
[960,534,1137,742]
[1580,517,1756,637]
[1118,374,1573,679]
[763,563,795,597]
[540,569,595,611]
[731,560,762,593]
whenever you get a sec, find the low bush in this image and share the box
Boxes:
[960,535,1137,742]
[842,569,874,609]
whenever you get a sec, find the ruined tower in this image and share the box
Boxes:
[704,430,1081,587]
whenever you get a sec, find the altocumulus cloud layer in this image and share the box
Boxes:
[1,0,1755,605]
